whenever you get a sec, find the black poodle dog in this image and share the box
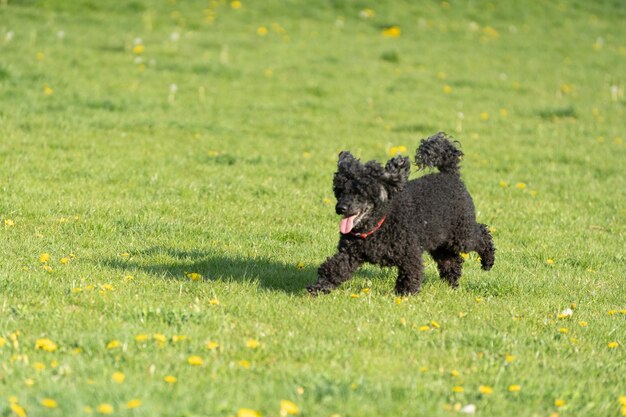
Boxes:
[308,132,495,296]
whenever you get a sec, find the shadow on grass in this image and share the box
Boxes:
[102,247,324,294]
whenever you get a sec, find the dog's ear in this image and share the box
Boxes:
[381,155,410,193]
[338,151,355,167]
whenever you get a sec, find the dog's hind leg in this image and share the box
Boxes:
[430,247,464,288]
[394,251,425,295]
[474,223,495,270]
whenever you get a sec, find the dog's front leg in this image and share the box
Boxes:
[394,254,425,295]
[308,250,362,296]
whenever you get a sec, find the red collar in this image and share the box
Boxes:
[351,216,386,239]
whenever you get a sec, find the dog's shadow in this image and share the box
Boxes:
[103,246,323,294]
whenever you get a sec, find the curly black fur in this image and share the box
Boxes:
[308,132,495,296]
[414,132,464,174]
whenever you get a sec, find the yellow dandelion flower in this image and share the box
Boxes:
[246,339,260,349]
[430,320,441,329]
[4,219,15,227]
[479,385,493,395]
[578,321,588,327]
[296,261,305,269]
[33,362,46,371]
[619,396,626,406]
[24,378,35,386]
[209,298,220,305]
[460,252,469,260]
[107,340,121,349]
[126,399,142,409]
[0,337,7,347]
[322,197,332,205]
[186,272,202,281]
[418,325,430,332]
[361,288,370,293]
[96,403,113,414]
[443,85,453,94]
[164,375,177,384]
[39,253,50,263]
[132,44,144,54]
[231,0,242,9]
[257,26,268,36]
[153,333,167,344]
[280,399,300,415]
[350,293,360,298]
[499,180,508,187]
[508,384,521,392]
[608,309,618,315]
[42,264,53,272]
[420,366,428,373]
[554,399,565,407]
[561,84,572,94]
[43,85,54,96]
[238,359,251,368]
[40,398,58,408]
[100,284,114,291]
[450,369,459,377]
[452,385,464,393]
[112,371,125,383]
[60,257,70,265]
[172,335,188,343]
[387,145,408,156]
[237,409,260,417]
[546,259,555,265]
[558,327,569,334]
[505,354,515,363]
[206,340,219,350]
[480,112,489,121]
[187,355,204,366]
[135,334,150,342]
[395,297,404,305]
[10,403,27,417]
[119,252,130,258]
[515,182,526,190]
[499,108,509,117]
[35,338,58,352]
[608,341,619,349]
[382,26,401,38]
[359,8,375,18]
[481,26,500,40]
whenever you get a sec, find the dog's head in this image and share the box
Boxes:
[333,151,410,234]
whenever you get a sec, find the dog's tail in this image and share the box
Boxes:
[414,132,463,174]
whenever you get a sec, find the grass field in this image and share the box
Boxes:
[1,0,625,416]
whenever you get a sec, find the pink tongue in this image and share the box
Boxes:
[340,215,356,234]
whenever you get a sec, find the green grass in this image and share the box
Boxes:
[1,0,625,416]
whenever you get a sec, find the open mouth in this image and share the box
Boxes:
[339,209,369,234]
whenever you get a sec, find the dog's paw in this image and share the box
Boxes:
[307,283,331,297]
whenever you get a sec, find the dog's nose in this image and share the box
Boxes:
[335,203,348,215]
